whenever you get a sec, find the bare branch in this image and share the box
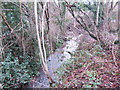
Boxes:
[0,14,20,40]
[109,2,118,13]
[20,2,26,55]
[65,1,98,41]
[0,14,14,33]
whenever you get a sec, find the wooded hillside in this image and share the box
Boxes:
[0,0,119,88]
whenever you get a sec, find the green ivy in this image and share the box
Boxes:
[0,50,40,88]
[55,39,64,49]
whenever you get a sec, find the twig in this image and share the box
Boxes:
[3,40,18,51]
[109,2,118,13]
[0,14,13,33]
[0,14,20,40]
[96,1,100,26]
[0,9,14,11]
[20,2,26,55]
[80,62,94,77]
[111,44,118,67]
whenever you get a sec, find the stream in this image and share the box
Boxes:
[29,32,83,88]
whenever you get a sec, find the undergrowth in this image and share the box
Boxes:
[0,50,41,88]
[55,44,119,88]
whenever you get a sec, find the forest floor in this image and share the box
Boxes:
[28,23,83,88]
[56,49,120,88]
[28,23,120,88]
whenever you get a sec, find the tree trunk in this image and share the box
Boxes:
[0,3,3,89]
[0,3,3,60]
[34,0,55,84]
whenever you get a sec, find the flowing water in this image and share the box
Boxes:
[29,32,83,88]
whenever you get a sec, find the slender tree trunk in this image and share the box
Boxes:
[118,1,120,60]
[0,3,3,60]
[0,3,3,89]
[34,0,55,84]
[96,0,100,26]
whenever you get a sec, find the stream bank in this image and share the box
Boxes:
[28,31,83,88]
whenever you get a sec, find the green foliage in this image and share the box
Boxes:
[0,2,42,88]
[74,2,90,11]
[0,50,40,88]
[55,47,102,88]
[2,2,20,28]
[55,39,64,49]
[85,70,101,88]
[60,2,66,17]
[91,45,106,57]
[56,53,83,79]
[54,2,67,32]
[72,2,104,26]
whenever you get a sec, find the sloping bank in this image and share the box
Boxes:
[29,33,83,88]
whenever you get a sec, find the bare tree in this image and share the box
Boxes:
[34,0,55,84]
[65,1,118,49]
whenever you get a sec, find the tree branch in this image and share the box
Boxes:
[34,0,55,84]
[65,2,98,41]
[0,14,20,40]
[109,2,118,13]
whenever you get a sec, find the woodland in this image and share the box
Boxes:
[0,0,119,89]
